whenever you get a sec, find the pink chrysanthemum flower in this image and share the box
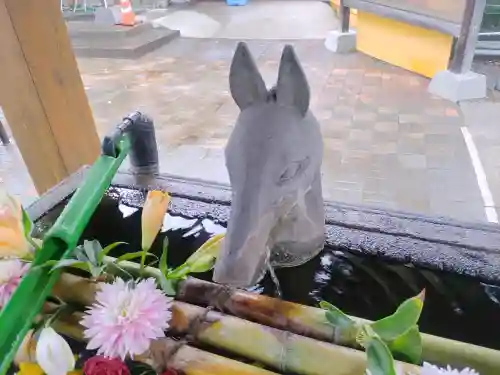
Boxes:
[81,278,173,360]
[0,259,29,309]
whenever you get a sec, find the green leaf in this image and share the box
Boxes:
[370,290,425,341]
[117,251,157,263]
[160,237,169,276]
[74,246,89,262]
[182,233,224,273]
[105,261,134,280]
[159,275,177,296]
[319,301,356,330]
[167,265,191,280]
[387,325,422,364]
[21,206,33,237]
[98,241,127,263]
[188,254,216,273]
[28,237,42,254]
[48,259,90,273]
[83,240,101,265]
[365,335,397,375]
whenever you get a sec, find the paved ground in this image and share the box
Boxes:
[149,1,338,39]
[1,0,500,225]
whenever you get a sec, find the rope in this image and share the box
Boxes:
[207,283,235,312]
[149,305,215,372]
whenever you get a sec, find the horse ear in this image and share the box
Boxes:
[229,42,268,110]
[275,45,310,117]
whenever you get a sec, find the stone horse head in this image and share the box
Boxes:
[213,42,325,288]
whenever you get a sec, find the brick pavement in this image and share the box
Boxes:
[0,37,489,223]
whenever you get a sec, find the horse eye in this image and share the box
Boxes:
[278,158,309,185]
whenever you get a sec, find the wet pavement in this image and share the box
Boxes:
[1,1,500,224]
[148,1,338,39]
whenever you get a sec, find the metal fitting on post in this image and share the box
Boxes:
[101,111,159,175]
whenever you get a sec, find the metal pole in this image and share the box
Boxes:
[340,0,351,33]
[449,0,487,74]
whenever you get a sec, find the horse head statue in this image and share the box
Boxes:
[213,42,325,288]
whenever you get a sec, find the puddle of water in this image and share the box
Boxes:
[33,187,500,351]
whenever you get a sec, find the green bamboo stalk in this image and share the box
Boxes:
[176,278,500,375]
[52,272,421,375]
[171,300,420,375]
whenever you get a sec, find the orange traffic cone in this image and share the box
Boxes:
[119,0,135,26]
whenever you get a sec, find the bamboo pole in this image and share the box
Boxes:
[52,273,420,375]
[176,278,500,375]
[88,257,500,375]
[170,301,420,375]
[50,308,278,375]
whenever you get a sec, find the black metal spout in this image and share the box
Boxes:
[102,111,159,175]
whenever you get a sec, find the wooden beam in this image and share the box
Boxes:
[0,0,100,194]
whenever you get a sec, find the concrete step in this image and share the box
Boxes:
[68,21,154,40]
[70,24,180,58]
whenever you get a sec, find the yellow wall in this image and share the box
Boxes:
[356,11,454,78]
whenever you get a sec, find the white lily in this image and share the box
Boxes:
[35,327,75,375]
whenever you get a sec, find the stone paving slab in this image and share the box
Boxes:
[0,37,488,224]
[77,38,485,222]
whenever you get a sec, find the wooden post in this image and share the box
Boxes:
[0,0,100,194]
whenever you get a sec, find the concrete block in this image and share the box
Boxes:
[70,26,180,59]
[428,70,487,103]
[324,30,356,53]
[94,6,121,26]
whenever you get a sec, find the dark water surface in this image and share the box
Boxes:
[34,187,500,351]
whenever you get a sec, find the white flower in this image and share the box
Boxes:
[81,278,172,359]
[35,327,75,375]
[420,362,480,375]
[367,362,479,375]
